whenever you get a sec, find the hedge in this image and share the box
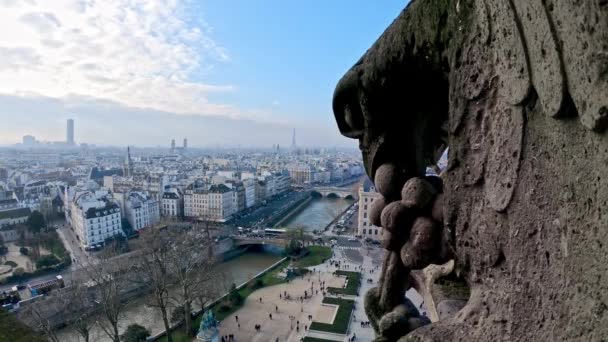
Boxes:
[309,297,355,334]
[327,271,360,296]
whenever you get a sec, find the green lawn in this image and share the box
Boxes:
[39,230,70,260]
[327,271,361,296]
[309,297,355,334]
[157,259,290,342]
[294,246,331,268]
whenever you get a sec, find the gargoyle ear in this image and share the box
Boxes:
[509,0,608,132]
[542,0,608,132]
[447,0,526,212]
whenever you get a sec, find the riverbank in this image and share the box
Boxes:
[153,246,332,342]
[280,197,354,232]
[272,195,313,227]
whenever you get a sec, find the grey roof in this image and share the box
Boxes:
[0,207,31,220]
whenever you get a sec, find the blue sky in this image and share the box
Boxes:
[0,0,407,147]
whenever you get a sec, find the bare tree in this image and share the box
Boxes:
[196,213,215,240]
[195,270,229,312]
[134,228,175,342]
[81,245,134,342]
[19,296,63,342]
[56,283,96,342]
[19,280,95,342]
[167,228,219,337]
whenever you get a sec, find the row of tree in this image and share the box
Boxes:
[20,223,228,342]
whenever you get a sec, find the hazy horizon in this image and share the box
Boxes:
[0,0,407,148]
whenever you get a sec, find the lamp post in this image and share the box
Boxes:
[289,315,295,330]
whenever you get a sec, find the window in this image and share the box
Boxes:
[364,213,367,218]
[363,222,367,226]
[375,229,378,235]
[364,205,367,210]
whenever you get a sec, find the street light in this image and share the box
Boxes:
[289,315,295,330]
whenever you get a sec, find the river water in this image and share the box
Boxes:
[56,251,282,342]
[282,197,354,231]
[56,197,350,341]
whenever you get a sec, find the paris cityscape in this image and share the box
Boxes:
[2,118,429,342]
[1,0,601,341]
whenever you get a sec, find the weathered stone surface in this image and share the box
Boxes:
[380,201,415,234]
[401,178,437,210]
[332,0,608,340]
[369,195,387,227]
[437,299,467,320]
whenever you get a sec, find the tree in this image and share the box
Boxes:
[134,228,175,342]
[26,211,46,234]
[285,226,311,247]
[285,239,302,256]
[167,228,219,337]
[35,255,60,269]
[65,284,95,342]
[120,324,150,342]
[195,271,228,312]
[82,249,134,342]
[170,304,185,325]
[21,284,95,342]
[19,291,65,342]
[0,234,7,256]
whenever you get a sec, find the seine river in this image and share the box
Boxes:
[56,197,351,341]
[282,197,354,231]
[56,250,282,341]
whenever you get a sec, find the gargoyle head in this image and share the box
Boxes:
[332,0,608,341]
[332,2,455,182]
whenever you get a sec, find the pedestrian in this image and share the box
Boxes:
[260,297,263,303]
[269,313,273,320]
[235,315,239,322]
[238,323,240,329]
[276,305,278,312]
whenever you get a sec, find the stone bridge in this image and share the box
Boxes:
[311,186,355,199]
[232,237,288,248]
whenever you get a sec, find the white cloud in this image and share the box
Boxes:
[0,0,239,117]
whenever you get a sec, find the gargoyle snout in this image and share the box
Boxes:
[333,68,365,140]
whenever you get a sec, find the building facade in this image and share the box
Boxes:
[66,189,123,249]
[184,183,234,221]
[357,179,383,240]
[161,188,183,218]
[123,192,160,231]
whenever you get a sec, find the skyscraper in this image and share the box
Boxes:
[291,128,296,149]
[183,138,188,149]
[124,147,133,177]
[171,139,175,152]
[67,119,74,145]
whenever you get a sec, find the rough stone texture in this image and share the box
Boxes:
[332,0,608,340]
[437,299,467,320]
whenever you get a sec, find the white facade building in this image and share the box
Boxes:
[243,178,256,208]
[65,188,123,249]
[124,192,160,231]
[184,183,234,221]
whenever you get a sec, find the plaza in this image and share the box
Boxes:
[217,242,424,342]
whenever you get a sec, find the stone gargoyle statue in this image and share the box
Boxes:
[332,0,607,341]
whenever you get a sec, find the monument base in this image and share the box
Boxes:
[196,328,219,342]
